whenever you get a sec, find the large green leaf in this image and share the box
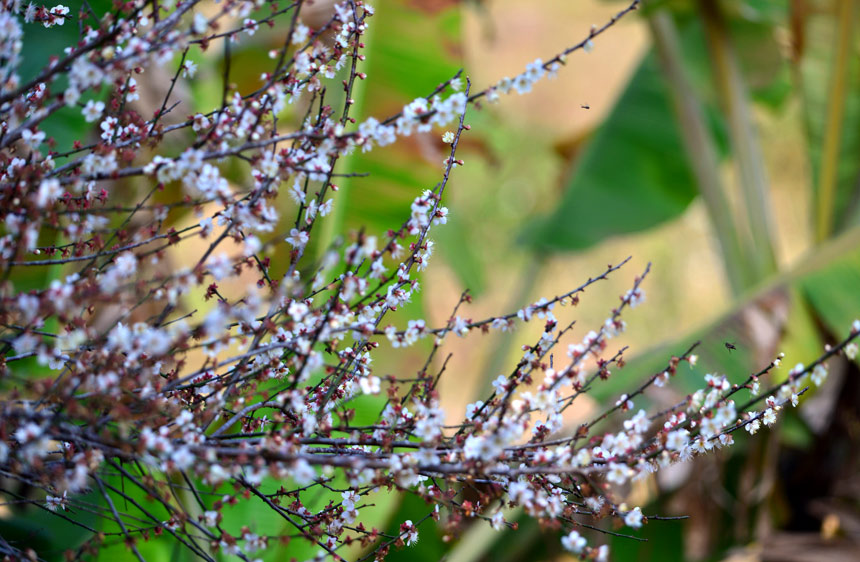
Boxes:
[343,145,440,233]
[520,52,702,252]
[435,210,486,295]
[362,1,461,111]
[798,238,860,336]
[0,489,102,561]
[380,493,447,562]
[15,1,115,156]
[519,2,796,254]
[610,512,684,562]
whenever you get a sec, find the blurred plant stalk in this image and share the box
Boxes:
[648,10,753,296]
[814,0,858,242]
[697,0,779,281]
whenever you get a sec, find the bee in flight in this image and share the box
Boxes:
[580,103,590,109]
[724,341,737,353]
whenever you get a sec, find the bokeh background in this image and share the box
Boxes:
[350,2,860,559]
[4,0,860,560]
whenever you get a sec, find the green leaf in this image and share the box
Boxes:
[435,211,486,295]
[343,147,437,233]
[730,18,792,109]
[520,53,702,252]
[362,1,461,110]
[17,1,112,85]
[381,494,447,562]
[0,489,102,561]
[16,1,115,155]
[779,410,814,449]
[798,240,860,336]
[776,289,825,381]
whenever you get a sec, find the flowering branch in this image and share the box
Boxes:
[0,1,856,561]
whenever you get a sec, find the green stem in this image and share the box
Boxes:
[699,0,778,280]
[648,10,752,296]
[815,0,858,242]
